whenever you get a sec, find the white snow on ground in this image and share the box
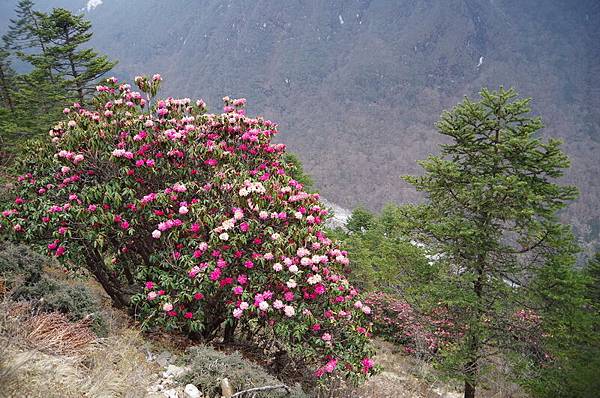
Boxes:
[321,199,351,230]
[87,0,103,12]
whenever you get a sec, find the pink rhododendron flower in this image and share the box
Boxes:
[233,286,244,295]
[209,268,221,281]
[361,357,374,373]
[193,293,204,300]
[324,358,338,373]
[284,305,295,317]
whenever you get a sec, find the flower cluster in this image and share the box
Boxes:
[363,292,461,358]
[0,75,375,380]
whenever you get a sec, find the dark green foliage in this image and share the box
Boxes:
[0,241,46,289]
[583,252,600,309]
[0,1,115,154]
[341,204,429,293]
[0,48,15,111]
[526,254,600,397]
[402,88,588,398]
[0,242,106,335]
[12,277,97,320]
[283,152,314,192]
[180,345,308,398]
[345,207,375,234]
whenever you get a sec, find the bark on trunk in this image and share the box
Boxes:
[223,321,237,343]
[83,246,135,309]
[464,379,476,398]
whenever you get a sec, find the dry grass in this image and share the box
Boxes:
[352,340,527,398]
[353,340,460,398]
[78,329,160,398]
[26,312,96,355]
[0,293,159,398]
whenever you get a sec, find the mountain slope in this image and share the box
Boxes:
[2,0,599,244]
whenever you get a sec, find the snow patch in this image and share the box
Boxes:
[86,0,102,12]
[321,199,351,230]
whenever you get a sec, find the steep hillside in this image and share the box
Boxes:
[2,0,599,244]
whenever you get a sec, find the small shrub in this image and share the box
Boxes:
[0,242,106,335]
[0,242,46,290]
[363,292,461,358]
[181,345,308,398]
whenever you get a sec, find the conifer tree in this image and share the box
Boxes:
[41,8,116,103]
[346,207,375,234]
[0,48,15,112]
[3,0,43,51]
[0,3,115,150]
[2,0,55,82]
[403,88,585,398]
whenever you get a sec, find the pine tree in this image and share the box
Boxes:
[584,252,600,312]
[3,0,43,51]
[0,48,15,112]
[2,0,55,82]
[40,8,116,103]
[403,88,584,398]
[346,206,375,234]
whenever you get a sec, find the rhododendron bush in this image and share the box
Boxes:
[364,292,461,358]
[0,75,375,380]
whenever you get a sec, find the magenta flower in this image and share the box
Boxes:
[361,357,375,373]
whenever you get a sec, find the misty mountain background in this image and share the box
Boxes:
[1,0,599,249]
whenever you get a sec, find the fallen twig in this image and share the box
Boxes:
[231,383,291,397]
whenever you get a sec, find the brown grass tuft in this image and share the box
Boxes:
[26,312,96,356]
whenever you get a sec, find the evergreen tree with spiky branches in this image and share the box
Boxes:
[403,88,586,398]
[40,8,116,103]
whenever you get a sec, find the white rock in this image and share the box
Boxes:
[147,384,161,393]
[163,364,185,378]
[163,388,179,398]
[184,384,202,398]
[220,378,234,398]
